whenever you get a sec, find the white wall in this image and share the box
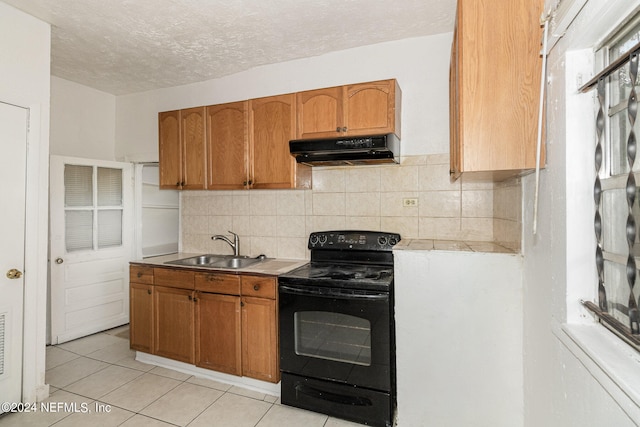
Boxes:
[0,1,51,402]
[115,34,452,162]
[522,0,640,425]
[50,76,116,160]
[394,249,523,427]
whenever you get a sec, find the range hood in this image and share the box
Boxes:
[289,134,400,166]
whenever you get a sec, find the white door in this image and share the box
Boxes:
[50,156,134,344]
[0,102,28,409]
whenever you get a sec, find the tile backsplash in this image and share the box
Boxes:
[181,154,522,260]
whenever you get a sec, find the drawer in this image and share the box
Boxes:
[154,267,195,290]
[130,265,153,284]
[195,272,241,295]
[241,275,276,299]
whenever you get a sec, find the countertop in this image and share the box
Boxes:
[130,252,308,276]
[393,239,518,254]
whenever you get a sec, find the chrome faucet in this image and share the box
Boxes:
[211,231,240,256]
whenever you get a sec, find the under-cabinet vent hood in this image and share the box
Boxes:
[289,134,400,166]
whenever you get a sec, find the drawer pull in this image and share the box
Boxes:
[137,272,143,278]
[253,285,260,291]
[208,276,223,282]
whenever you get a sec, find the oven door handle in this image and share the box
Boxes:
[279,284,389,300]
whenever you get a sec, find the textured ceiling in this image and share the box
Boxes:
[2,0,456,95]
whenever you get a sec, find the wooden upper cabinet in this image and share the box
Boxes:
[449,0,544,181]
[296,79,401,140]
[249,94,310,189]
[344,80,401,138]
[181,107,207,189]
[159,78,401,190]
[158,110,182,189]
[159,107,207,189]
[206,102,249,190]
[296,86,344,139]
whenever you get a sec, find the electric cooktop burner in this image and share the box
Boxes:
[281,262,394,291]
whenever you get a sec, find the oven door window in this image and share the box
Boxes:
[294,311,371,366]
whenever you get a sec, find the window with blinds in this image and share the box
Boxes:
[64,165,123,252]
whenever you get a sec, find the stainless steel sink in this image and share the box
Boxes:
[165,254,227,267]
[164,254,264,269]
[210,257,260,269]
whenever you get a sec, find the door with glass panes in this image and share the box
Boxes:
[49,156,133,344]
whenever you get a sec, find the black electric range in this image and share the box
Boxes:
[278,230,400,427]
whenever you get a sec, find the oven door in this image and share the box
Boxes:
[279,282,392,392]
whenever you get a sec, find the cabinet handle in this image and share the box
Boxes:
[240,301,245,307]
[336,127,341,132]
[342,127,347,132]
[193,296,198,302]
[248,180,253,186]
[188,295,193,301]
[147,289,151,295]
[253,285,260,291]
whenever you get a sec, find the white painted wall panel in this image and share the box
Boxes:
[394,249,523,427]
[50,77,116,160]
[115,34,453,162]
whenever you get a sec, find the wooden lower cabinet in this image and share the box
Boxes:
[242,296,279,383]
[130,282,154,353]
[130,265,279,383]
[195,292,242,375]
[153,286,195,364]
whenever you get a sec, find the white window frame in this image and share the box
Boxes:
[550,0,640,420]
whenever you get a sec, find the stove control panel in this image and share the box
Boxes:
[308,231,401,250]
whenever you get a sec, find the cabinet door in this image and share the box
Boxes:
[249,94,300,189]
[158,110,182,189]
[206,102,249,190]
[451,0,543,179]
[241,296,279,383]
[153,286,194,363]
[296,86,343,139]
[449,28,462,178]
[130,282,153,353]
[195,292,242,375]
[181,107,207,190]
[344,80,399,137]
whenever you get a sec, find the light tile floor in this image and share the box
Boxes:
[0,325,362,427]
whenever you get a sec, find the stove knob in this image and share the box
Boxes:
[389,237,398,245]
[309,235,319,245]
[319,234,328,244]
[378,236,388,246]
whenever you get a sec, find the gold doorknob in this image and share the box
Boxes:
[6,269,23,279]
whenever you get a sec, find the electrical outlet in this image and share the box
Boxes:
[402,198,418,207]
